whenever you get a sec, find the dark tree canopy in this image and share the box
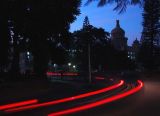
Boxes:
[0,1,11,72]
[0,0,81,76]
[138,0,160,70]
[86,0,143,13]
[8,0,81,38]
[142,0,160,44]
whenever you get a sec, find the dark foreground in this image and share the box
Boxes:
[75,77,160,116]
[0,74,160,116]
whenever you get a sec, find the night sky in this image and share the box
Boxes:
[70,0,143,46]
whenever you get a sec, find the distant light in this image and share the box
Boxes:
[27,52,30,55]
[68,63,71,66]
[53,64,57,67]
[8,20,11,23]
[73,65,76,68]
[27,56,30,59]
[27,7,31,11]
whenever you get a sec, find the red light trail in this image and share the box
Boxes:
[48,80,143,116]
[46,72,78,76]
[46,72,61,76]
[4,80,124,113]
[62,72,78,76]
[95,77,105,80]
[0,99,38,110]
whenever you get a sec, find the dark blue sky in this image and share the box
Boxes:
[70,0,143,46]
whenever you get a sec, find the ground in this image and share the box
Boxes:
[0,73,160,116]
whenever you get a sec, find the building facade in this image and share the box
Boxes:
[111,20,140,60]
[128,38,140,60]
[111,20,128,51]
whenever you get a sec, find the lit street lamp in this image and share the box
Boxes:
[73,65,76,69]
[68,63,71,66]
[68,63,71,71]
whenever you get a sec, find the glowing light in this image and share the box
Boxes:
[73,65,76,69]
[0,99,38,111]
[48,80,143,116]
[68,63,71,66]
[53,64,57,67]
[5,80,124,113]
[27,52,30,55]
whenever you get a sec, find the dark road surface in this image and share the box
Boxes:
[1,76,160,116]
[74,77,160,116]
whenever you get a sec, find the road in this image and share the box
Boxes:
[1,75,160,116]
[74,77,160,116]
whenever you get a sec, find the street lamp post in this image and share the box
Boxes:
[88,43,92,83]
[53,64,57,71]
[68,63,71,71]
[73,65,76,72]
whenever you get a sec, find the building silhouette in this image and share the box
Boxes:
[111,20,128,51]
[111,20,140,60]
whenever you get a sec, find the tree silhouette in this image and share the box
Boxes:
[73,17,110,75]
[0,17,10,74]
[86,0,143,13]
[0,1,10,74]
[6,0,81,77]
[83,16,90,28]
[138,0,160,70]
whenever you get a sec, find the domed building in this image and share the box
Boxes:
[111,20,128,51]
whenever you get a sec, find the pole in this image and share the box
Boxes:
[88,43,91,83]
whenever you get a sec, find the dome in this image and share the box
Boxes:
[111,20,125,37]
[133,38,139,44]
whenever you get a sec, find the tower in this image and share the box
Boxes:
[111,20,128,51]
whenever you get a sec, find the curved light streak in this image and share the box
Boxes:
[5,80,124,113]
[0,99,38,110]
[48,80,143,116]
